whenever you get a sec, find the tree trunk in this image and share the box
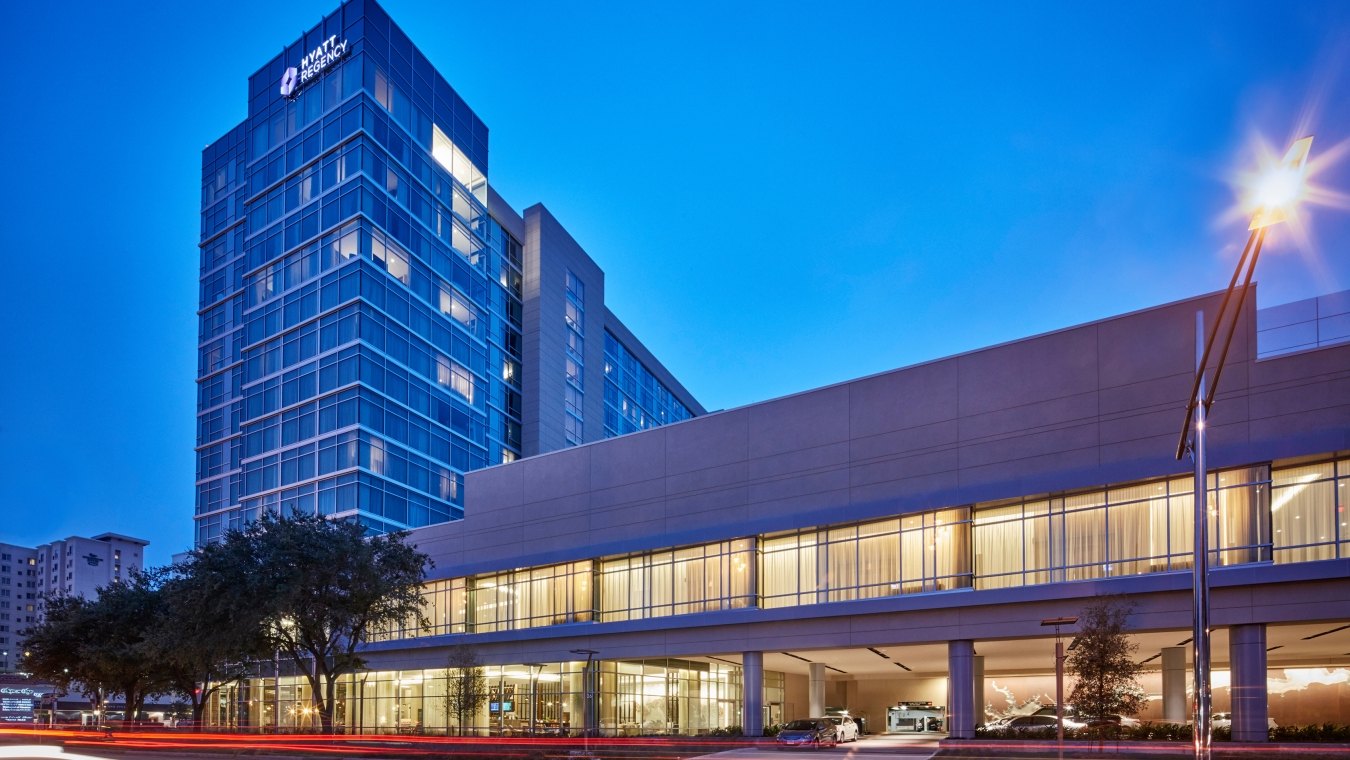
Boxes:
[324,675,339,734]
[302,660,325,733]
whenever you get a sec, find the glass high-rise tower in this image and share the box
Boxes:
[196,0,702,545]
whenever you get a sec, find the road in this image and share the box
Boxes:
[693,733,939,759]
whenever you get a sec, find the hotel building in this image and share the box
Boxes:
[196,0,701,545]
[201,0,1350,742]
[0,533,147,674]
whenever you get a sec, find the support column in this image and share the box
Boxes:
[948,640,975,739]
[808,663,826,717]
[1229,624,1269,742]
[1162,647,1187,722]
[742,652,764,737]
[972,655,985,726]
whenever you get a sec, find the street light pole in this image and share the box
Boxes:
[1191,312,1212,760]
[1041,617,1078,750]
[1174,135,1313,760]
[570,648,599,756]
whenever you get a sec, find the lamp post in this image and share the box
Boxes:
[1041,617,1078,748]
[1174,136,1313,760]
[570,649,599,756]
[523,663,544,736]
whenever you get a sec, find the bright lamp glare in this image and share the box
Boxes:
[1254,168,1303,210]
[1248,136,1313,230]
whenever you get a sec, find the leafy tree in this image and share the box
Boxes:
[215,512,430,732]
[22,572,170,724]
[21,595,107,714]
[442,645,488,736]
[1067,598,1146,723]
[86,572,172,722]
[150,553,273,731]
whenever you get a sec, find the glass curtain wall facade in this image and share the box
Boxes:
[563,271,585,446]
[368,455,1348,644]
[603,331,693,438]
[209,659,750,737]
[196,0,524,542]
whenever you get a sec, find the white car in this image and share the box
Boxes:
[823,715,860,742]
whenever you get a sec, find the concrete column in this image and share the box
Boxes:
[742,652,764,737]
[972,655,985,726]
[808,663,826,717]
[948,640,975,739]
[1229,624,1269,742]
[1161,647,1187,722]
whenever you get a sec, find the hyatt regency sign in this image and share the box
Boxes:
[280,35,350,99]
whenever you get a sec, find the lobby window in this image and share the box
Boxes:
[1271,458,1347,564]
[972,470,1264,589]
[371,577,468,642]
[472,561,594,632]
[600,540,754,622]
[1207,466,1271,566]
[761,511,970,609]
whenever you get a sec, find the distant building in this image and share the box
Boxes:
[0,533,147,674]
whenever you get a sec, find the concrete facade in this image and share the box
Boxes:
[397,288,1349,573]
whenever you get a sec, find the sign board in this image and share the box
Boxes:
[281,35,350,99]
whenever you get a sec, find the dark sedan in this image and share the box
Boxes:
[775,719,839,749]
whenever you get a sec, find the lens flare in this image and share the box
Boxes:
[1247,136,1312,230]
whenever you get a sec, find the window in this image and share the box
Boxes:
[1271,459,1345,563]
[601,541,752,622]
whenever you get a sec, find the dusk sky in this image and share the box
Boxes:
[2,1,1349,566]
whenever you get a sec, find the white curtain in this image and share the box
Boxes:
[974,504,1023,589]
[1062,492,1106,580]
[1272,462,1337,563]
[857,520,900,598]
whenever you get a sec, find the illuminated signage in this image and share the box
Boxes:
[280,35,350,99]
[1,687,36,722]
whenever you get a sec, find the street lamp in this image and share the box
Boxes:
[523,663,544,736]
[569,649,599,755]
[1174,135,1313,760]
[1041,617,1078,747]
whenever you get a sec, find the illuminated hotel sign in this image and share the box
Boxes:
[280,35,350,99]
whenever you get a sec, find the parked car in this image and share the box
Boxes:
[775,718,838,749]
[1212,712,1277,730]
[824,715,859,742]
[1031,705,1139,728]
[1003,714,1086,733]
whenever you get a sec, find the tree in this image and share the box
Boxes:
[215,512,430,732]
[149,553,273,731]
[21,595,107,714]
[442,645,488,736]
[22,572,170,724]
[1067,598,1146,724]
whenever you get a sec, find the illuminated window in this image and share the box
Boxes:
[431,125,487,205]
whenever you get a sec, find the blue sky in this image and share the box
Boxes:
[2,1,1348,565]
